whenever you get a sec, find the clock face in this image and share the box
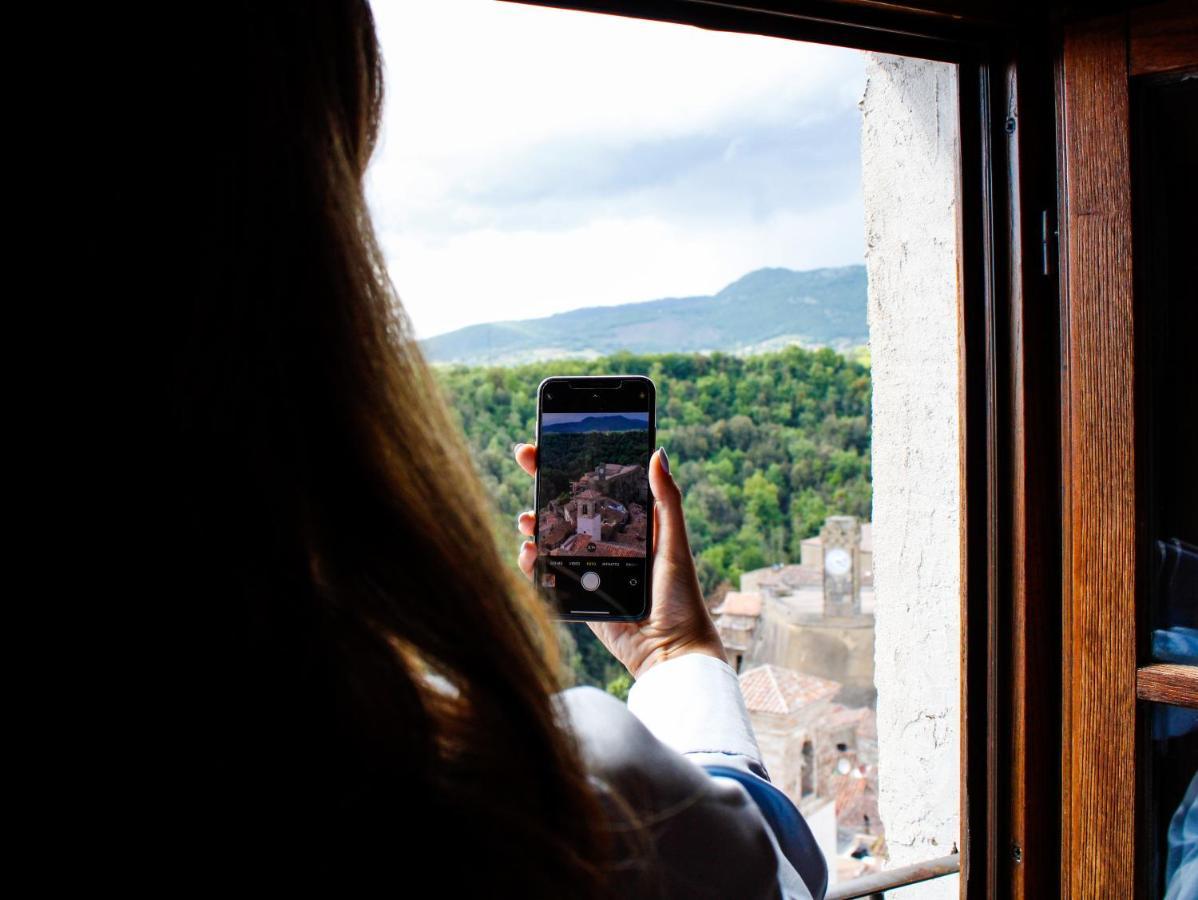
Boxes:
[825,547,852,577]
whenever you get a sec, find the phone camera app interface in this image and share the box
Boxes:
[536,405,651,617]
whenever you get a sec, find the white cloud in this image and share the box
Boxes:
[382,197,862,337]
[366,0,865,338]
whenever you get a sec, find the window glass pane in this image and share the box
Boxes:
[1146,702,1198,898]
[1134,76,1198,664]
[1134,72,1197,900]
[1152,541,1198,665]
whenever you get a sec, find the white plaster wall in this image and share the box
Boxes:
[860,53,961,896]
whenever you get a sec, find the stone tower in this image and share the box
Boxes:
[820,515,862,617]
[576,491,603,541]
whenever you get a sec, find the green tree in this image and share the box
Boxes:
[433,344,873,687]
[605,671,632,702]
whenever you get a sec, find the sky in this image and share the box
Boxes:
[366,0,866,340]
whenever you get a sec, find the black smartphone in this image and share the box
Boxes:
[533,375,656,621]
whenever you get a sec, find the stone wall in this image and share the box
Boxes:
[749,708,841,887]
[754,608,877,707]
[860,53,962,894]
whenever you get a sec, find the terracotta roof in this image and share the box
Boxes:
[538,517,573,548]
[715,590,763,617]
[624,517,647,538]
[833,769,881,830]
[821,703,873,731]
[753,564,822,592]
[552,534,645,557]
[738,664,840,715]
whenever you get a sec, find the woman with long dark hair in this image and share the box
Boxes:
[163,2,822,895]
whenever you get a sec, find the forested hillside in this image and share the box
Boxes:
[435,345,872,688]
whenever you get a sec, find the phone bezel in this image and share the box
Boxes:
[533,374,656,622]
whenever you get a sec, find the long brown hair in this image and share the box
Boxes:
[163,1,615,891]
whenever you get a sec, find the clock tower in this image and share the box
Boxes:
[820,515,861,617]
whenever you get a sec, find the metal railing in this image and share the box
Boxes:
[825,853,960,900]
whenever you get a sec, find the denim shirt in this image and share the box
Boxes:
[557,653,818,899]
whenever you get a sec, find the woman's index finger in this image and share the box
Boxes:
[513,442,537,477]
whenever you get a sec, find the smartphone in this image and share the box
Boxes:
[534,375,656,621]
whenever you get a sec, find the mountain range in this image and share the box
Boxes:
[542,415,647,434]
[421,264,868,366]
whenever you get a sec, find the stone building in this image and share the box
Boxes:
[739,664,842,881]
[738,663,883,885]
[571,462,646,507]
[537,510,573,551]
[573,489,604,541]
[541,464,649,558]
[712,590,763,673]
[732,516,877,707]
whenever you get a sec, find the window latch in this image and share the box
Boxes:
[1041,210,1058,276]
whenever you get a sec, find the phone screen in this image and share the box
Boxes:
[534,376,655,620]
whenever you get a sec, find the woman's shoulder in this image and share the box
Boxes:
[558,685,702,791]
[556,684,813,900]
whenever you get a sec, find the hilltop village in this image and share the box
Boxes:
[538,461,649,557]
[716,516,884,881]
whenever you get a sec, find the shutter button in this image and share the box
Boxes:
[581,571,601,592]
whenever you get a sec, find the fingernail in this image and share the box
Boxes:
[511,441,524,455]
[658,446,670,475]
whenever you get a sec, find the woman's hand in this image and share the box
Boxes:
[513,443,726,680]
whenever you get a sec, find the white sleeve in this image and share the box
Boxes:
[625,654,817,899]
[626,652,770,778]
[558,684,813,900]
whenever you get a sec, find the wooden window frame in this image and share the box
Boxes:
[1056,13,1137,897]
[1057,5,1197,898]
[502,2,1070,896]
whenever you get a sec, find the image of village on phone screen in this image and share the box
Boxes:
[537,410,650,614]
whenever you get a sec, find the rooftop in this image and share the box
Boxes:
[833,768,881,831]
[798,522,873,554]
[595,462,641,478]
[739,663,841,715]
[751,564,823,592]
[538,517,573,547]
[553,534,644,557]
[714,590,763,617]
[822,703,878,740]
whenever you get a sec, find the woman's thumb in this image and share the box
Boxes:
[649,448,690,563]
